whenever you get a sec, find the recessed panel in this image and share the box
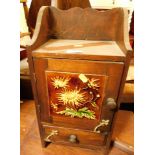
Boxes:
[46,71,108,121]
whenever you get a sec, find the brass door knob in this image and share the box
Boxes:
[69,135,78,143]
[106,98,117,110]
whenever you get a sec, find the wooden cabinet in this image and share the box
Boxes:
[28,6,132,155]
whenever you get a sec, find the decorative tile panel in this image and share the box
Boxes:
[46,72,107,120]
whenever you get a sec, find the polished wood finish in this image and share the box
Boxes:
[27,7,132,154]
[32,40,125,61]
[20,100,132,155]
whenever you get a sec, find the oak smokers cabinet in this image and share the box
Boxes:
[27,6,132,155]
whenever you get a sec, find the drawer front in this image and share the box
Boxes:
[43,125,107,148]
[34,58,124,132]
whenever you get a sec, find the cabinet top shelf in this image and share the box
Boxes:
[32,39,125,62]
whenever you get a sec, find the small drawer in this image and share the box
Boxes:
[43,125,107,148]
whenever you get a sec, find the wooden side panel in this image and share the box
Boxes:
[48,7,123,41]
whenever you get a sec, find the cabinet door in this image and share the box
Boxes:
[34,58,124,132]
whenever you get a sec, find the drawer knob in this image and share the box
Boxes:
[69,135,78,143]
[106,98,117,110]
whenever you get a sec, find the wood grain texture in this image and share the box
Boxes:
[32,39,125,62]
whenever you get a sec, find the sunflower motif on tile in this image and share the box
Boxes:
[57,89,86,109]
[51,76,70,89]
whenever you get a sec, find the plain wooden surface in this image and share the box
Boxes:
[20,100,133,155]
[32,39,125,61]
